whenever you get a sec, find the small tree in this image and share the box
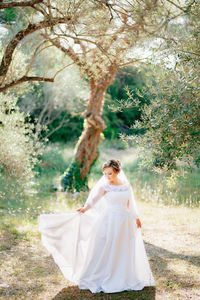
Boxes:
[132,64,200,169]
[128,1,200,170]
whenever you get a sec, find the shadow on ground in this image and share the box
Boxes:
[146,242,200,268]
[52,286,156,300]
[1,221,199,299]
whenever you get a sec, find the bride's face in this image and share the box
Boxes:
[103,167,118,184]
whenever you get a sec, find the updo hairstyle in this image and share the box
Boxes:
[102,159,122,173]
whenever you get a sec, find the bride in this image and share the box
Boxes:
[39,159,155,293]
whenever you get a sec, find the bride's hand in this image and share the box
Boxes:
[136,218,142,228]
[76,207,86,213]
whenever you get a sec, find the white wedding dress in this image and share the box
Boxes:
[39,182,155,293]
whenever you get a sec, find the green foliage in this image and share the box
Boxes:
[0,6,32,25]
[101,138,129,150]
[61,161,89,193]
[47,114,84,143]
[17,66,148,144]
[0,93,42,201]
[127,2,200,170]
[131,62,200,169]
[127,154,200,207]
[103,66,150,139]
[35,144,67,176]
[0,8,19,24]
[114,2,200,173]
[17,64,86,143]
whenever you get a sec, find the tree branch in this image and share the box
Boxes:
[41,35,88,71]
[176,49,200,58]
[165,0,190,13]
[45,116,69,139]
[0,16,71,81]
[119,57,149,67]
[52,62,75,80]
[0,60,75,92]
[0,0,43,9]
[0,76,54,92]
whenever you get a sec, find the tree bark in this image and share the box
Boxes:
[76,68,118,179]
[0,0,43,9]
[62,66,118,191]
[75,82,107,179]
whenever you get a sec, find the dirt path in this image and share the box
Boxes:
[0,200,199,300]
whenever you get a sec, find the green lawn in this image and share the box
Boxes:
[0,142,199,299]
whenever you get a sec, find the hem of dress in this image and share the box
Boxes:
[78,283,155,294]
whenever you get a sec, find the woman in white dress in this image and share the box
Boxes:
[39,159,155,293]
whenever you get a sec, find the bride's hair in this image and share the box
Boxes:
[102,159,122,173]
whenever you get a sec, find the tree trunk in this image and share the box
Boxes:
[62,67,117,191]
[75,83,107,178]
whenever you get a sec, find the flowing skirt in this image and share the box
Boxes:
[39,209,155,293]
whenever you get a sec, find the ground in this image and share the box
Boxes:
[0,199,199,300]
[0,145,199,299]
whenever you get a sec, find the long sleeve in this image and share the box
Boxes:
[127,184,139,219]
[84,185,105,208]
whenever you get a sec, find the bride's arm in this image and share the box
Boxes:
[77,186,106,213]
[127,197,141,228]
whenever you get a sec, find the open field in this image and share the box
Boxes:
[0,143,199,299]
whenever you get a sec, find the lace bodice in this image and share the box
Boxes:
[104,183,130,192]
[103,183,130,212]
[84,182,139,219]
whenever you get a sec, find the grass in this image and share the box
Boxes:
[0,141,200,299]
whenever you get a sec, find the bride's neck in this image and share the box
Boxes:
[109,179,123,185]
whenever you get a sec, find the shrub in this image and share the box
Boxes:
[0,93,42,200]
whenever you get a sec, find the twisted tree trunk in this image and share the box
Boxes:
[62,67,117,191]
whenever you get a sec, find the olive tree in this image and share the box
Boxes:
[127,1,200,170]
[0,0,192,191]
